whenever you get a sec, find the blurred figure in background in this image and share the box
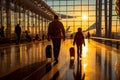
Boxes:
[87,31,90,39]
[15,24,21,44]
[25,30,32,42]
[35,34,41,41]
[0,26,5,38]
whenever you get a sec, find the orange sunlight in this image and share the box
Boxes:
[82,14,88,21]
[82,39,88,58]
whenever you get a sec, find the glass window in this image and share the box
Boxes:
[67,1,73,5]
[53,1,59,6]
[67,6,73,11]
[60,1,66,5]
[89,0,96,4]
[75,1,81,5]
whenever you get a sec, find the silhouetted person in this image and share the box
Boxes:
[0,26,5,38]
[15,24,21,44]
[87,31,90,39]
[47,15,65,64]
[73,28,85,58]
[25,31,32,42]
[35,34,40,41]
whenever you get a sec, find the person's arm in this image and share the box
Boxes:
[60,22,65,41]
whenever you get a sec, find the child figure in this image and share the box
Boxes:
[73,28,85,58]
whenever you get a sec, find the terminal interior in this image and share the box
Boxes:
[0,0,120,80]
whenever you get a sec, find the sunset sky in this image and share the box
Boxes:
[45,0,119,34]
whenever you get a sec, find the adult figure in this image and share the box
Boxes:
[25,30,32,42]
[35,34,40,41]
[15,24,21,44]
[0,26,5,38]
[73,28,85,58]
[87,31,90,39]
[47,15,65,64]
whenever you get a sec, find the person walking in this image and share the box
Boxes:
[15,24,21,44]
[87,31,90,39]
[0,26,5,38]
[47,15,65,64]
[73,28,85,59]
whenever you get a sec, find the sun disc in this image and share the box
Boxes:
[82,14,88,20]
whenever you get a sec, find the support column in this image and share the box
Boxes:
[31,12,33,36]
[38,15,40,35]
[41,17,43,35]
[18,5,21,25]
[14,3,17,26]
[104,0,108,38]
[27,10,29,31]
[0,0,2,27]
[96,0,102,37]
[6,0,11,38]
[96,0,98,36]
[34,13,37,35]
[108,0,112,38]
[23,7,25,32]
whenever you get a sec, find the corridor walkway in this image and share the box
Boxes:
[0,39,120,80]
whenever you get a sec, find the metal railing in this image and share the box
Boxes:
[91,36,120,49]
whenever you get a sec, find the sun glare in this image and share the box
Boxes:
[82,14,88,20]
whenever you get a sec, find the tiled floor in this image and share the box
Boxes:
[0,39,120,80]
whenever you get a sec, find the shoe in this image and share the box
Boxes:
[54,58,58,62]
[56,59,58,62]
[54,59,58,65]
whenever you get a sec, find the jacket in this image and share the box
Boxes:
[73,32,85,46]
[48,20,65,39]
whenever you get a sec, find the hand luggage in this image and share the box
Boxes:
[46,45,52,58]
[69,47,75,57]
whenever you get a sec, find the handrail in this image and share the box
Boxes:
[91,37,120,42]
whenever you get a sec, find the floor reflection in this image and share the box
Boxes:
[46,62,52,73]
[69,59,75,69]
[1,39,120,80]
[95,46,113,80]
[0,42,46,77]
[73,59,85,80]
[50,70,60,80]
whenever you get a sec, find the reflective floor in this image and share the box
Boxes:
[0,39,120,80]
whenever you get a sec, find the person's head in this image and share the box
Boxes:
[54,15,59,20]
[78,28,82,32]
[16,24,20,27]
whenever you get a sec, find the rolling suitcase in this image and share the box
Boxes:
[69,47,75,58]
[46,45,52,58]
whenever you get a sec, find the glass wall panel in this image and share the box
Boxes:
[60,1,66,5]
[0,0,118,39]
[46,0,96,33]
